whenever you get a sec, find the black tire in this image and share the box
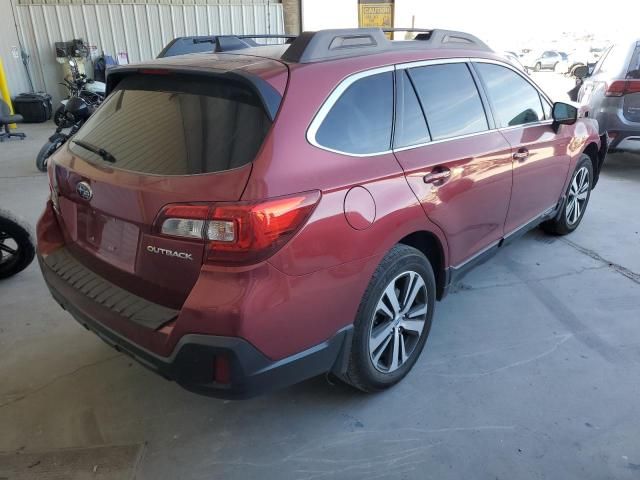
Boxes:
[53,105,65,126]
[534,62,542,72]
[541,155,593,235]
[53,106,74,128]
[36,136,65,172]
[344,244,436,392]
[0,210,35,280]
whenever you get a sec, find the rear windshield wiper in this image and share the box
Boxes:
[72,140,117,163]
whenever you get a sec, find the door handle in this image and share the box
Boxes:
[513,148,530,161]
[423,167,451,185]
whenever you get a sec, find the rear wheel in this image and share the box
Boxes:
[344,244,436,392]
[542,155,593,235]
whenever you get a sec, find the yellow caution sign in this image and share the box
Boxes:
[359,2,394,32]
[0,58,17,129]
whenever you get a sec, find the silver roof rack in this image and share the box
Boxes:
[281,28,491,64]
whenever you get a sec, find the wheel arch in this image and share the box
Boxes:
[582,141,601,187]
[397,231,447,300]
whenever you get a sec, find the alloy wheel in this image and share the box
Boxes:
[0,231,19,267]
[565,166,590,226]
[368,271,428,373]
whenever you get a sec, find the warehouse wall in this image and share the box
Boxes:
[300,0,357,31]
[10,0,284,104]
[0,0,32,99]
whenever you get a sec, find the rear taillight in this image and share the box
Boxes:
[159,204,209,240]
[155,191,321,266]
[605,80,640,96]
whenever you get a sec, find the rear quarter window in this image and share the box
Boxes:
[69,74,272,176]
[313,71,393,155]
[408,63,489,140]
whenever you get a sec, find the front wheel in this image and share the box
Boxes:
[53,106,74,128]
[534,62,542,72]
[541,155,593,235]
[53,105,65,126]
[343,244,436,392]
[0,210,35,280]
[36,135,66,172]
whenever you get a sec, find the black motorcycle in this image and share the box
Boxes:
[0,209,35,280]
[53,58,105,127]
[36,96,93,172]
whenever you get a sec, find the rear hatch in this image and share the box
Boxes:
[50,65,285,309]
[623,92,640,123]
[623,43,640,123]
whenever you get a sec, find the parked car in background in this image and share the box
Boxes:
[502,51,528,74]
[578,39,640,153]
[528,50,568,72]
[38,28,606,399]
[554,48,594,75]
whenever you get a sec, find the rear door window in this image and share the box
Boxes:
[69,74,272,175]
[394,70,430,148]
[314,71,393,155]
[474,63,545,127]
[408,63,489,140]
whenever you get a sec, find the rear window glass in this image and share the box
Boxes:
[408,63,488,140]
[314,71,393,155]
[69,74,271,175]
[628,46,640,78]
[596,45,627,75]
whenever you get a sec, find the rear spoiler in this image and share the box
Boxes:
[105,66,282,121]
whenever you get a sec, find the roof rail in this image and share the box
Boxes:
[281,28,491,64]
[191,34,297,53]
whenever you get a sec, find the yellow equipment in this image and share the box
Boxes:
[0,57,17,129]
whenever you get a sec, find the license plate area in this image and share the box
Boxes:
[76,206,140,273]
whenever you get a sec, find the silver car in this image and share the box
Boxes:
[530,50,567,72]
[578,39,640,153]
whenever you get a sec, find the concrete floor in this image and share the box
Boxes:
[1,117,640,479]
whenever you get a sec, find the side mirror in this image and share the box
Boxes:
[552,102,578,132]
[573,65,589,79]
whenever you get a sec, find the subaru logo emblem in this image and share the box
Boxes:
[76,181,93,201]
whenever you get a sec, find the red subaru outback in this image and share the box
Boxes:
[37,28,607,398]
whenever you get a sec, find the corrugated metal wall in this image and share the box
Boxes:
[13,1,284,103]
[0,0,33,97]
